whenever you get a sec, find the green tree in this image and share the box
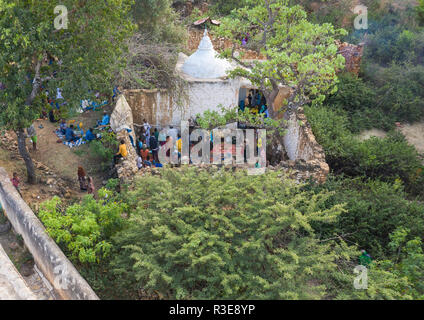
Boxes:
[0,0,135,183]
[132,0,186,43]
[109,167,407,300]
[217,0,346,118]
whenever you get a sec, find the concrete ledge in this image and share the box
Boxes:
[0,167,99,300]
[0,244,36,300]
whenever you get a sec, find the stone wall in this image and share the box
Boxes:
[115,99,329,184]
[0,168,99,300]
[282,108,329,183]
[0,244,36,300]
[124,78,241,127]
[124,89,175,127]
[115,130,139,184]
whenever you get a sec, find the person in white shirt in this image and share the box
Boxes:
[137,155,143,170]
[143,119,151,136]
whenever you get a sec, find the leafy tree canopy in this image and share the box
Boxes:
[0,0,135,130]
[216,0,347,117]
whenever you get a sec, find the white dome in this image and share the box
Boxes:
[182,29,233,79]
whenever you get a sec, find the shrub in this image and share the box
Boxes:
[110,167,362,299]
[305,105,424,197]
[89,130,118,170]
[309,177,424,260]
[38,191,126,264]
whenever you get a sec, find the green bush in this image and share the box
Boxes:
[89,130,118,170]
[305,105,424,196]
[309,177,424,260]
[325,73,394,133]
[110,167,360,299]
[39,190,126,264]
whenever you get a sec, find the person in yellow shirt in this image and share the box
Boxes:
[176,134,182,153]
[113,140,128,164]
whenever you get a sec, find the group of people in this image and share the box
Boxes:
[57,110,109,143]
[133,119,161,169]
[128,120,184,170]
[239,89,269,118]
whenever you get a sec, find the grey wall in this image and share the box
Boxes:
[0,167,99,300]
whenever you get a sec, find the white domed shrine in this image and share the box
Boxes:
[182,29,233,79]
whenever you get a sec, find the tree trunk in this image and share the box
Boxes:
[264,88,288,165]
[16,130,36,184]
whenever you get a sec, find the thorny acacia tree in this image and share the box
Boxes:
[0,0,135,183]
[217,0,347,118]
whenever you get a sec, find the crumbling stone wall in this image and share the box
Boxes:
[336,40,364,75]
[113,100,329,184]
[115,130,139,184]
[282,108,329,183]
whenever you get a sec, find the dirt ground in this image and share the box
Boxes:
[30,105,114,190]
[0,104,115,207]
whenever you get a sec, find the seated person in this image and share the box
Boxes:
[140,146,152,167]
[137,155,143,170]
[59,119,67,135]
[85,128,96,142]
[49,109,58,123]
[96,111,110,127]
[113,140,128,164]
[65,125,79,142]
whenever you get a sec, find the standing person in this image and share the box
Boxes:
[145,127,151,149]
[137,139,143,154]
[113,140,128,164]
[77,167,88,191]
[248,91,253,106]
[176,134,182,159]
[87,177,95,195]
[143,119,151,136]
[140,128,146,147]
[154,128,159,141]
[10,173,22,196]
[149,134,159,163]
[26,124,37,151]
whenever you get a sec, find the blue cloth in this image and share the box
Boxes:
[138,141,143,150]
[153,162,163,168]
[85,130,96,141]
[100,115,110,126]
